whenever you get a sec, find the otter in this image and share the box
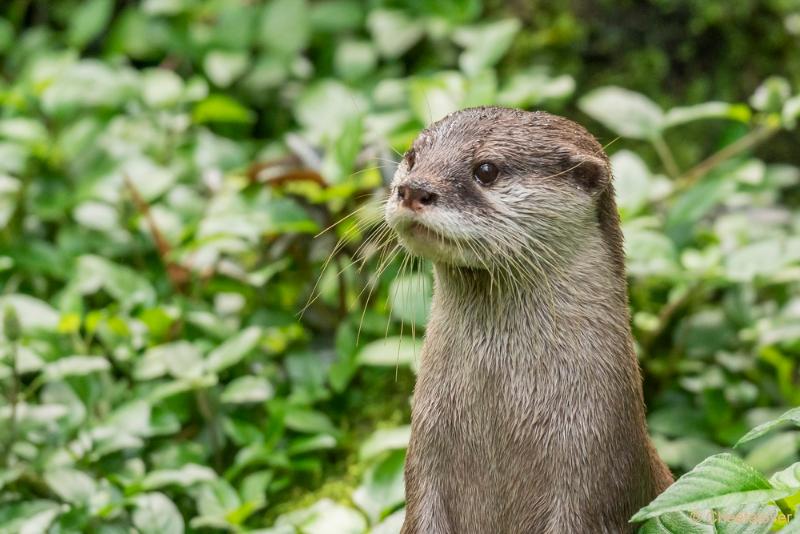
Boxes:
[384,106,673,534]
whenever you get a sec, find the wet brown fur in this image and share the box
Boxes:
[385,107,673,533]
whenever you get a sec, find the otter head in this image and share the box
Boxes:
[385,106,621,279]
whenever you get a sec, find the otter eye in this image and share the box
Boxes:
[405,149,416,171]
[473,162,499,185]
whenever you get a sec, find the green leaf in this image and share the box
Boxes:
[205,326,262,373]
[352,449,406,522]
[409,72,467,125]
[73,255,156,308]
[0,174,21,228]
[497,69,575,108]
[360,426,411,461]
[356,336,422,369]
[0,403,69,425]
[388,272,432,327]
[17,506,62,534]
[0,500,61,534]
[288,434,337,455]
[41,61,138,115]
[203,50,250,88]
[724,239,800,283]
[334,40,378,80]
[284,408,338,435]
[0,118,49,145]
[624,227,679,277]
[611,150,654,217]
[44,468,97,505]
[142,464,218,490]
[367,9,424,59]
[320,115,364,184]
[147,375,218,402]
[133,493,185,534]
[664,102,750,128]
[221,376,275,404]
[638,504,777,534]
[295,80,366,140]
[68,0,114,49]
[453,19,521,76]
[194,479,241,518]
[750,76,791,113]
[631,454,800,522]
[769,462,800,490]
[259,0,310,57]
[135,341,204,381]
[0,18,13,53]
[310,0,364,32]
[782,95,800,129]
[193,94,255,124]
[414,0,481,23]
[141,68,184,108]
[579,86,664,140]
[274,498,367,533]
[0,294,59,335]
[665,174,735,242]
[0,465,24,493]
[43,355,110,381]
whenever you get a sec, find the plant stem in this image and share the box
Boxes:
[775,498,794,520]
[675,123,779,191]
[123,174,190,293]
[651,134,680,178]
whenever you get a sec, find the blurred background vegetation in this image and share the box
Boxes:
[0,0,799,532]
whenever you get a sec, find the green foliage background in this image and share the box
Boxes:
[1,0,800,532]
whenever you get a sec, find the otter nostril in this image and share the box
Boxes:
[397,184,437,210]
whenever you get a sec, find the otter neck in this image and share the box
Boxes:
[429,232,635,371]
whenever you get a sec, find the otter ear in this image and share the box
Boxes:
[567,155,610,194]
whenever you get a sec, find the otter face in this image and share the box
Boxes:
[385,106,614,274]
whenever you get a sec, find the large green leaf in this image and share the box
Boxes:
[221,376,275,404]
[770,462,800,490]
[205,326,262,373]
[133,493,185,534]
[274,498,367,533]
[44,468,97,505]
[43,355,110,381]
[259,0,310,57]
[0,294,59,335]
[68,0,114,48]
[360,426,411,460]
[142,464,218,490]
[638,504,777,534]
[664,102,750,128]
[631,454,800,522]
[453,19,521,75]
[388,272,432,327]
[352,449,406,522]
[737,408,800,447]
[579,86,664,140]
[367,9,424,59]
[356,336,422,369]
[73,255,156,308]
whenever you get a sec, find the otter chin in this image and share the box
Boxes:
[388,216,479,267]
[385,106,672,534]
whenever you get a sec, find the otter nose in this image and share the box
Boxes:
[397,184,438,212]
